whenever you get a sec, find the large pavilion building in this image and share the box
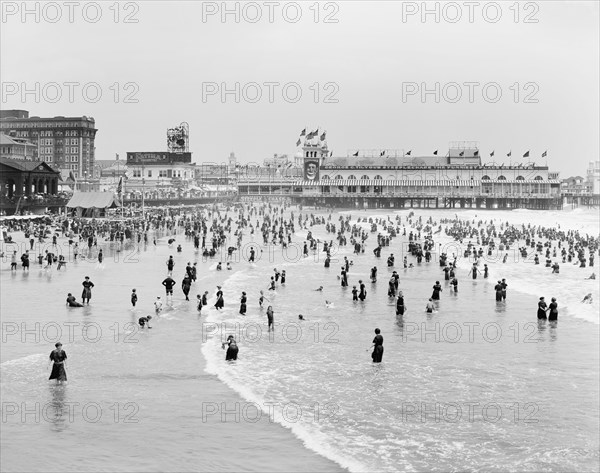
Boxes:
[237,137,562,210]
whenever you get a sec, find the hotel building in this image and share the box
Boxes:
[0,109,97,180]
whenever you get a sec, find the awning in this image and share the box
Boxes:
[309,179,480,186]
[67,192,118,209]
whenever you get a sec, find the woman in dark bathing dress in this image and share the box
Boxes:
[81,276,94,305]
[214,286,224,310]
[49,342,67,383]
[371,328,384,363]
[222,335,238,361]
[239,292,247,315]
[537,297,548,320]
[548,297,558,322]
[396,292,406,316]
[431,281,443,300]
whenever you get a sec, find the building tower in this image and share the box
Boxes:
[228,152,237,174]
[301,130,328,182]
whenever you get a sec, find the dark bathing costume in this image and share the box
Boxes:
[372,334,384,363]
[49,348,67,381]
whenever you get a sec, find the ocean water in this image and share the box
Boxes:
[1,207,599,472]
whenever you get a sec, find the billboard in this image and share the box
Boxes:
[304,159,320,182]
[126,152,192,164]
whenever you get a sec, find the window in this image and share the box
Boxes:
[374,175,383,180]
[148,170,152,177]
[481,175,490,180]
[348,175,356,180]
[72,156,78,162]
[497,176,506,181]
[159,170,168,177]
[321,175,330,180]
[534,176,543,180]
[360,175,370,180]
[71,147,77,153]
[335,175,343,180]
[516,176,525,180]
[133,169,142,177]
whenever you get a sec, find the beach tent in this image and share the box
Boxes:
[66,192,118,218]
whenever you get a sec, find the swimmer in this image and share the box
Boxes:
[66,293,84,307]
[154,296,163,314]
[222,335,238,361]
[138,315,152,329]
[226,262,232,270]
[298,314,306,320]
[581,293,593,303]
[325,301,335,308]
[315,286,324,291]
[425,298,435,313]
[259,290,269,308]
[585,273,596,280]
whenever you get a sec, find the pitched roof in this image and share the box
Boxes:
[0,157,59,173]
[66,192,118,209]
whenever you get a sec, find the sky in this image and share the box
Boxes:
[1,1,598,177]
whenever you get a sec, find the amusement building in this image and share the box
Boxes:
[237,134,563,210]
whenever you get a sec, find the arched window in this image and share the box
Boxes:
[516,176,525,180]
[348,175,356,180]
[374,175,383,180]
[534,176,543,180]
[360,174,370,180]
[334,175,343,180]
[481,175,490,180]
[497,175,506,181]
[387,174,396,180]
[321,175,330,180]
